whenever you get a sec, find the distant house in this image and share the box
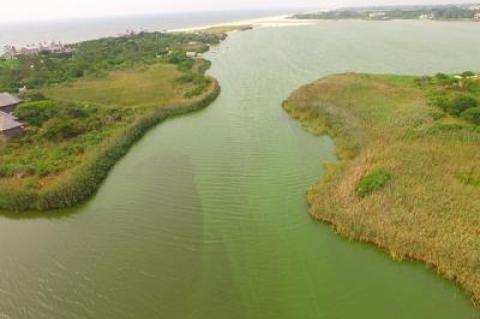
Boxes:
[186,51,198,58]
[2,41,73,59]
[474,12,480,20]
[2,45,17,59]
[369,12,386,19]
[18,86,28,94]
[0,93,22,114]
[0,111,24,141]
[419,14,434,20]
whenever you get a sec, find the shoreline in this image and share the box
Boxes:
[0,79,220,211]
[168,15,315,33]
[0,29,234,212]
[282,73,480,304]
[0,12,306,55]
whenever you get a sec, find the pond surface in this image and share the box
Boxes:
[1,20,480,318]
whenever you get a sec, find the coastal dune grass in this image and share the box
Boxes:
[283,73,480,303]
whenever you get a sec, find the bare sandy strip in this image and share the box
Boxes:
[168,15,315,33]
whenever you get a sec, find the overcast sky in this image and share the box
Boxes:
[0,0,476,22]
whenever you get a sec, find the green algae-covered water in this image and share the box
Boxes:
[1,20,480,318]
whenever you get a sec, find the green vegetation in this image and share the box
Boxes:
[355,168,391,197]
[0,31,220,92]
[199,25,252,39]
[43,63,206,107]
[283,72,480,303]
[0,30,233,211]
[422,73,480,125]
[293,5,479,21]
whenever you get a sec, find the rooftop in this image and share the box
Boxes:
[0,111,22,132]
[0,93,21,108]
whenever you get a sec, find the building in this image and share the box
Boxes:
[18,86,28,94]
[186,51,198,58]
[0,93,22,114]
[2,42,73,59]
[419,14,434,20]
[369,12,386,19]
[0,111,24,141]
[474,12,480,20]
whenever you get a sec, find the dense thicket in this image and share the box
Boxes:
[419,73,480,126]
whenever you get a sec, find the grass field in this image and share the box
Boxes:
[43,64,199,108]
[283,73,480,303]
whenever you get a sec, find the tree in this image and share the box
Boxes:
[449,95,478,115]
[461,107,480,125]
[461,71,475,77]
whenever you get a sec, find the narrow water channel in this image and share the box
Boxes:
[1,20,479,318]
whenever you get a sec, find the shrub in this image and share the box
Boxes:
[430,93,450,111]
[15,100,59,126]
[461,107,480,125]
[415,76,431,87]
[177,72,195,83]
[20,91,47,101]
[435,73,448,80]
[42,119,84,140]
[355,168,392,198]
[449,95,478,115]
[461,71,475,77]
[64,105,89,118]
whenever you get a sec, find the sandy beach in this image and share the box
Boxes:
[168,14,315,32]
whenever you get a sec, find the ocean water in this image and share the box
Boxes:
[0,9,293,52]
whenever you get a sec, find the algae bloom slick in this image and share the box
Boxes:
[1,5,480,319]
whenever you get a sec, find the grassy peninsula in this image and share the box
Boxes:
[283,72,480,302]
[0,28,244,211]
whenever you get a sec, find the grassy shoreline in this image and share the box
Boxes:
[0,79,220,211]
[0,25,250,212]
[283,73,480,304]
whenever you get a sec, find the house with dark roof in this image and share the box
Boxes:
[0,93,22,113]
[0,111,24,141]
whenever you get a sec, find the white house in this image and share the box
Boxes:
[2,42,73,59]
[186,51,198,58]
[419,14,434,20]
[0,93,21,114]
[369,12,386,19]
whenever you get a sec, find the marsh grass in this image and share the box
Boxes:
[283,73,480,303]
